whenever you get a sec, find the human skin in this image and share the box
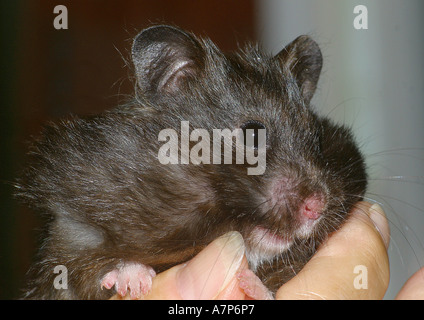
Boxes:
[111,201,423,300]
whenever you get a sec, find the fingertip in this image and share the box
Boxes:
[396,267,424,300]
[368,203,390,249]
[350,202,390,249]
[176,231,245,299]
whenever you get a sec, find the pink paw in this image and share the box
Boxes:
[238,269,274,300]
[101,262,156,299]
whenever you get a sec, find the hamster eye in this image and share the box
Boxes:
[240,120,266,149]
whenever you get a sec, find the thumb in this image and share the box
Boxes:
[131,231,248,299]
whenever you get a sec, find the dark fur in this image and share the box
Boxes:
[15,25,367,299]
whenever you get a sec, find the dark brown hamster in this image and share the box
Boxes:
[15,25,367,299]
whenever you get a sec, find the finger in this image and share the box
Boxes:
[111,231,247,300]
[172,231,247,300]
[276,202,390,300]
[395,267,424,300]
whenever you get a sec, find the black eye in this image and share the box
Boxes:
[240,120,266,149]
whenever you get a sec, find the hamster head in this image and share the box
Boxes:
[131,26,367,270]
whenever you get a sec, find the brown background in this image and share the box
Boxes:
[0,0,256,299]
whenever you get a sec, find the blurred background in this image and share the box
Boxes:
[1,0,423,299]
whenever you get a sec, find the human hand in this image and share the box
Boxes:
[111,231,249,299]
[276,202,390,299]
[395,267,424,299]
[276,202,423,300]
[111,201,423,300]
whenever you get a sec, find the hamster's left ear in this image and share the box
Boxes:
[275,35,323,104]
[131,25,205,97]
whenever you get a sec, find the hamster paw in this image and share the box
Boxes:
[101,262,156,299]
[237,269,274,300]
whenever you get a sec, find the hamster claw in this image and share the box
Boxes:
[101,262,156,299]
[237,269,274,300]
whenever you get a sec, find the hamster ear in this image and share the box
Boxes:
[275,35,323,104]
[131,25,204,96]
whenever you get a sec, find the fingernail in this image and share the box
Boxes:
[176,231,245,299]
[369,204,390,249]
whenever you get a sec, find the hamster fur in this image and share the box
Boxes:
[15,25,367,299]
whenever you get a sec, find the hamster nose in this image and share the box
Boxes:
[301,195,325,220]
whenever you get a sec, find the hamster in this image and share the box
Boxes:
[15,25,367,299]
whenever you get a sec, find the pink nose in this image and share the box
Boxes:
[302,196,325,220]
